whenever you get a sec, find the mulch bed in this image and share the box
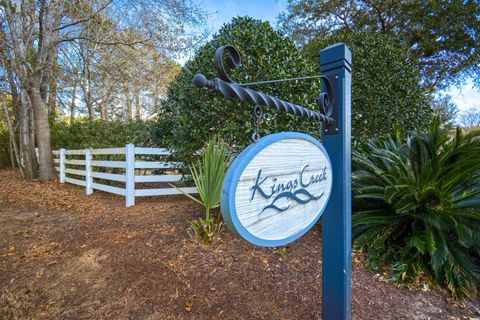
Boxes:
[0,168,479,319]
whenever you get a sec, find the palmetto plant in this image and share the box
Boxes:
[174,137,228,244]
[352,118,480,299]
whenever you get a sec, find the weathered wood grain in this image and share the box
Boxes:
[234,138,332,241]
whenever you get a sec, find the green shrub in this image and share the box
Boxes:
[0,96,14,168]
[174,137,228,244]
[159,17,322,165]
[0,122,9,168]
[51,119,164,149]
[352,118,480,299]
[304,31,432,142]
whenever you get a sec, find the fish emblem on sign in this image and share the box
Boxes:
[221,132,333,247]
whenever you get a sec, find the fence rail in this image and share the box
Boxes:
[53,144,196,207]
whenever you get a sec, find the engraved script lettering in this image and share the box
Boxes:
[250,165,327,214]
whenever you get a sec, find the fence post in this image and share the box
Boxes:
[125,144,135,207]
[85,148,93,195]
[59,148,66,183]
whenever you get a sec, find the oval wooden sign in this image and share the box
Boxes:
[221,132,333,247]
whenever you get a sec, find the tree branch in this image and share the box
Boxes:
[58,36,151,47]
[52,0,114,32]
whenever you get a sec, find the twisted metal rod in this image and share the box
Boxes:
[193,73,334,124]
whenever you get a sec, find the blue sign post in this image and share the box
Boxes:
[320,44,352,320]
[193,42,352,319]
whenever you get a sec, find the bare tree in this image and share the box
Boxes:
[2,0,71,180]
[1,0,206,180]
[430,94,458,126]
[0,37,38,179]
[459,106,480,128]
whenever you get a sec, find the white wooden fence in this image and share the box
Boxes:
[52,144,196,207]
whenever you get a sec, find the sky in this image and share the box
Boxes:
[197,0,479,113]
[200,0,287,31]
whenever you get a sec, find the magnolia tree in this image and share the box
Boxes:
[303,32,432,142]
[159,18,432,162]
[158,17,323,164]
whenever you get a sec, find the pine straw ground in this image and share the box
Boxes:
[0,169,479,320]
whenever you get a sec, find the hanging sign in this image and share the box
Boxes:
[221,132,333,247]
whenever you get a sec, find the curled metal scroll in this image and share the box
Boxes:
[194,45,335,124]
[214,45,242,83]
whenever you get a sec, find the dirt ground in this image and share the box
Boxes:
[1,169,479,320]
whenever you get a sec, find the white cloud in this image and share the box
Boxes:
[446,79,480,111]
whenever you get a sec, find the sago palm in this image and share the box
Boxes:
[352,118,480,299]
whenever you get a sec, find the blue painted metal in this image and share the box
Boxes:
[320,43,352,319]
[220,131,332,247]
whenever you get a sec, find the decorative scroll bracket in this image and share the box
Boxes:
[192,45,339,134]
[320,75,339,135]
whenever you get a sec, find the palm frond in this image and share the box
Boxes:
[352,119,480,299]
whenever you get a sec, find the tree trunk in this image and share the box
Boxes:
[47,77,57,119]
[6,65,19,120]
[2,101,22,175]
[19,90,37,179]
[70,81,77,125]
[47,46,58,119]
[125,90,132,120]
[99,83,109,121]
[153,95,160,114]
[100,103,109,121]
[9,136,15,168]
[85,63,94,120]
[40,70,48,103]
[5,63,23,171]
[29,104,37,166]
[86,86,93,120]
[27,75,55,181]
[135,89,141,120]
